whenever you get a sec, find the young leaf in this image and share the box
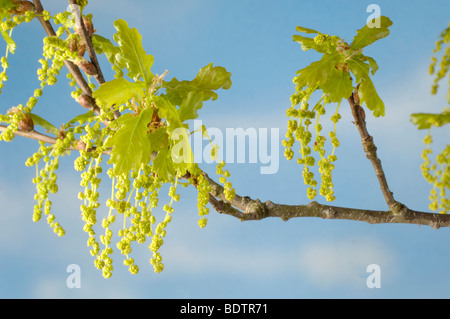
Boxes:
[0,0,17,9]
[321,68,354,103]
[148,127,168,153]
[93,78,146,108]
[152,95,183,130]
[294,53,341,89]
[295,26,320,34]
[113,19,154,84]
[163,63,232,121]
[91,34,124,69]
[363,55,379,76]
[350,16,393,51]
[177,91,206,122]
[105,107,153,176]
[411,112,450,129]
[358,76,385,117]
[170,126,193,174]
[347,58,370,83]
[153,145,175,182]
[28,113,59,136]
[293,34,328,53]
[0,0,17,20]
[152,96,193,174]
[195,63,232,91]
[64,111,96,129]
[1,30,16,54]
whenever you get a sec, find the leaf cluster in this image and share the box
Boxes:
[92,19,232,181]
[293,16,393,117]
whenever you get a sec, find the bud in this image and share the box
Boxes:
[7,106,34,132]
[83,16,95,36]
[18,113,34,132]
[77,94,94,109]
[68,35,86,57]
[13,1,35,15]
[78,60,97,75]
[353,89,360,105]
[75,16,96,38]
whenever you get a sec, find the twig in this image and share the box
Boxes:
[347,92,405,214]
[68,0,105,85]
[33,0,93,97]
[0,124,111,154]
[0,124,79,149]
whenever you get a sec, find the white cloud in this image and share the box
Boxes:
[297,239,395,289]
[31,273,140,299]
[161,241,292,277]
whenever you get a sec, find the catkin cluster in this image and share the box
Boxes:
[284,89,341,202]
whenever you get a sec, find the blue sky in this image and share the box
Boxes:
[0,0,449,298]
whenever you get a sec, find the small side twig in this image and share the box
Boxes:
[68,0,105,85]
[0,124,112,154]
[348,92,405,214]
[33,0,93,98]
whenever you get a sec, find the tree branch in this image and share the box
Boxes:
[202,172,450,229]
[8,3,446,230]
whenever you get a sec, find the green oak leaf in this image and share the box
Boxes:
[91,34,125,73]
[105,107,153,176]
[169,126,193,174]
[28,113,59,136]
[295,26,320,34]
[293,34,326,53]
[363,55,379,76]
[347,58,370,83]
[358,76,385,117]
[321,68,354,103]
[0,0,17,20]
[348,58,385,117]
[148,127,168,153]
[152,95,183,129]
[152,96,193,174]
[113,19,154,84]
[294,53,341,89]
[64,111,96,129]
[1,30,16,54]
[178,91,207,123]
[163,63,232,121]
[153,145,175,183]
[411,111,450,129]
[350,16,393,51]
[0,0,16,9]
[93,78,146,108]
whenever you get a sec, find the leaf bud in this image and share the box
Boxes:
[77,94,95,109]
[78,60,97,75]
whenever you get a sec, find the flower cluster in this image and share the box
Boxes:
[429,23,450,96]
[284,89,341,201]
[0,7,39,141]
[1,5,230,279]
[25,133,78,237]
[216,160,235,202]
[422,24,450,214]
[190,162,211,228]
[421,133,450,214]
[148,175,179,273]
